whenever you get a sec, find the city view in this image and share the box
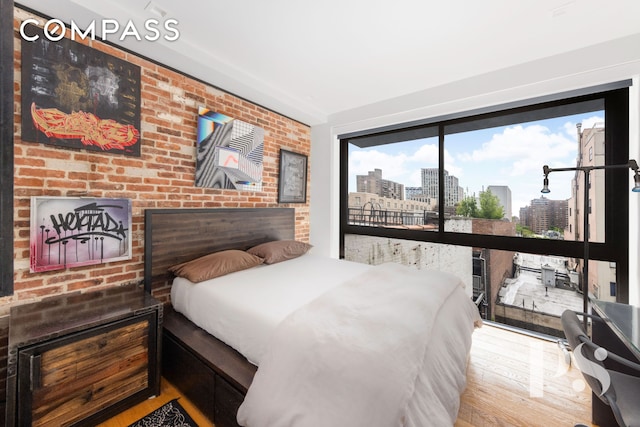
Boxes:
[345,110,616,336]
[347,112,606,240]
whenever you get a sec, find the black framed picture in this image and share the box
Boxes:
[21,23,141,156]
[278,149,308,203]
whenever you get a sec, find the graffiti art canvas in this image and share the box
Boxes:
[30,197,132,272]
[21,23,141,156]
[195,107,264,190]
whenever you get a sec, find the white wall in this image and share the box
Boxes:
[309,123,339,258]
[309,33,640,306]
[629,77,640,306]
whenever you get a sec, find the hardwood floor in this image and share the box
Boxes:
[456,323,596,427]
[97,379,214,427]
[100,324,596,427]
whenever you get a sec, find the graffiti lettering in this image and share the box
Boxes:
[31,198,131,272]
[47,203,126,243]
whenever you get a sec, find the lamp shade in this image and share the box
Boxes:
[541,177,550,194]
[633,171,640,192]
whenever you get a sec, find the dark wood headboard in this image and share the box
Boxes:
[144,208,295,294]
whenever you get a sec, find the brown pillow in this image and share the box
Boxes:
[247,240,312,264]
[169,249,263,282]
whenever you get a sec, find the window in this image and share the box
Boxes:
[340,85,631,333]
[610,282,617,297]
[347,99,612,242]
[444,110,598,240]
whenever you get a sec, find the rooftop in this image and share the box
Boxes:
[500,253,583,317]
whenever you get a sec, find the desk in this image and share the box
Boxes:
[592,300,640,359]
[591,300,640,427]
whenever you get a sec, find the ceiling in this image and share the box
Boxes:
[15,0,640,126]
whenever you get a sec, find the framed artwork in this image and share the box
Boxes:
[30,197,132,272]
[195,107,264,190]
[21,23,141,156]
[278,149,308,203]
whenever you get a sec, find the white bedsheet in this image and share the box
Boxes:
[236,262,482,427]
[171,254,371,365]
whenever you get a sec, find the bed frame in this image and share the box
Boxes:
[144,208,296,427]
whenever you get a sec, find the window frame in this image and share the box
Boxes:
[0,0,13,297]
[340,87,630,302]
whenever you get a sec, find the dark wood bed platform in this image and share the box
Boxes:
[144,208,296,427]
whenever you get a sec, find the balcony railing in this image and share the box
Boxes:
[347,206,438,228]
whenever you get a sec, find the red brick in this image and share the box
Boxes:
[11,9,311,303]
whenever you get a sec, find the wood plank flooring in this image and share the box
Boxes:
[456,323,595,427]
[101,324,596,426]
[97,379,214,427]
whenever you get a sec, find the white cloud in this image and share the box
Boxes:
[457,124,576,176]
[349,143,459,188]
[572,115,604,134]
[411,144,438,164]
[349,150,408,178]
[348,150,414,190]
[349,114,603,211]
[451,120,601,210]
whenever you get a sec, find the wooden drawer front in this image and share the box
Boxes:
[22,317,150,427]
[214,375,244,427]
[163,333,216,421]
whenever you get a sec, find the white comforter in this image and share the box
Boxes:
[237,262,482,427]
[171,255,371,365]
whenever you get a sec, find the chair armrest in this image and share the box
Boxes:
[606,350,640,373]
[580,338,640,373]
[574,311,606,324]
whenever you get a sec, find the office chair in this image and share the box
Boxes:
[561,309,640,427]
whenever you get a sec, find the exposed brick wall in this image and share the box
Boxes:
[485,248,515,320]
[470,218,516,237]
[5,8,311,306]
[470,219,516,320]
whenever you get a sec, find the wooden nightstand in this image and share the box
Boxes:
[6,284,162,427]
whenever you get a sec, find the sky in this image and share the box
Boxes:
[348,112,605,215]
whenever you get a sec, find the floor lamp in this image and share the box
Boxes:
[541,159,640,330]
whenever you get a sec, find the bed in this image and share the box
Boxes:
[144,208,481,427]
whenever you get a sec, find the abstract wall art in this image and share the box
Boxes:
[21,23,141,156]
[30,197,132,273]
[195,107,264,190]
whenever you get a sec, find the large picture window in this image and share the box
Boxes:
[340,85,630,336]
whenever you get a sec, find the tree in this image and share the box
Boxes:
[516,224,535,238]
[478,189,504,219]
[456,196,478,217]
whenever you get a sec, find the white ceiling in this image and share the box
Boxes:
[15,0,640,126]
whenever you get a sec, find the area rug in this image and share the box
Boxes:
[128,398,199,427]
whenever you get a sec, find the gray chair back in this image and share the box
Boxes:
[560,310,613,404]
